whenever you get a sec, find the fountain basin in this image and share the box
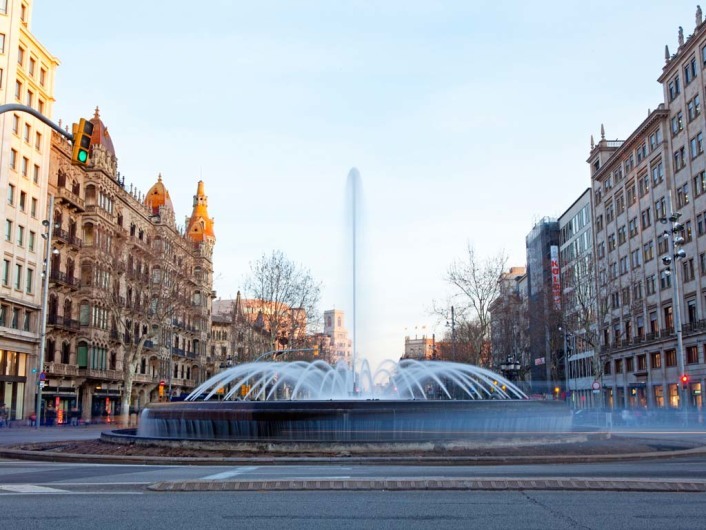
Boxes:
[137,399,571,443]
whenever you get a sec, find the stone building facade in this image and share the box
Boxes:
[42,109,215,422]
[0,0,58,421]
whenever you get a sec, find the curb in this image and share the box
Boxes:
[2,443,706,467]
[148,477,706,493]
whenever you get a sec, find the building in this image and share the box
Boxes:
[525,217,561,394]
[589,7,706,412]
[0,0,59,421]
[42,109,215,422]
[322,309,351,365]
[489,266,528,380]
[403,334,435,360]
[558,189,598,408]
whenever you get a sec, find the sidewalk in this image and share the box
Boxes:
[0,422,109,446]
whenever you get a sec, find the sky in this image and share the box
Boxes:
[32,0,701,365]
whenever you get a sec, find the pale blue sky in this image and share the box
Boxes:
[33,1,699,364]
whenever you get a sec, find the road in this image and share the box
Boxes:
[0,426,705,529]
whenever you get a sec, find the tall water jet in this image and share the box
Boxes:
[346,168,362,393]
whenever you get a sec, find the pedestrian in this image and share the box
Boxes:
[0,403,7,427]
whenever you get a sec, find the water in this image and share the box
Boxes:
[186,359,527,402]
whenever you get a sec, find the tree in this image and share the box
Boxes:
[436,244,507,366]
[243,250,322,352]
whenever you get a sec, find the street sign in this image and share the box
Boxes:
[592,381,601,390]
[159,380,165,386]
[39,372,46,381]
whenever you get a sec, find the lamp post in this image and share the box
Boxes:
[659,210,688,412]
[35,195,55,429]
[446,306,457,362]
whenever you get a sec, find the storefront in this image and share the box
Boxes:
[0,350,28,421]
[91,391,121,423]
[40,388,79,425]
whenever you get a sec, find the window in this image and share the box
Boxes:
[685,57,697,85]
[30,197,36,217]
[28,230,35,252]
[686,220,693,242]
[34,131,41,151]
[677,183,690,207]
[691,131,704,159]
[14,263,21,290]
[633,281,643,301]
[2,259,9,286]
[17,225,23,246]
[638,173,649,196]
[28,57,34,76]
[683,258,696,282]
[643,241,654,262]
[660,271,672,290]
[624,155,634,173]
[699,214,706,236]
[641,208,651,229]
[687,346,699,364]
[0,33,6,54]
[24,90,32,107]
[595,214,603,232]
[627,183,636,205]
[658,236,669,255]
[694,171,706,197]
[11,113,18,134]
[25,268,33,294]
[629,217,638,238]
[636,143,647,163]
[666,350,677,367]
[631,248,641,268]
[22,123,29,142]
[39,68,46,86]
[608,233,616,251]
[652,352,662,369]
[611,291,620,309]
[7,183,14,205]
[620,256,629,275]
[33,164,39,183]
[655,197,666,220]
[649,129,663,151]
[21,157,28,177]
[37,99,44,114]
[4,219,12,241]
[688,94,701,121]
[652,161,664,184]
[618,225,627,245]
[597,241,605,258]
[9,149,16,170]
[616,194,625,214]
[14,80,20,100]
[19,191,25,211]
[674,147,686,171]
[672,111,684,135]
[17,46,23,66]
[668,75,681,100]
[606,200,615,222]
[646,275,656,295]
[701,252,706,276]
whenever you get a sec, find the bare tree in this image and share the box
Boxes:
[243,250,322,352]
[436,244,507,365]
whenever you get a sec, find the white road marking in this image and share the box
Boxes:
[0,484,70,494]
[201,466,259,480]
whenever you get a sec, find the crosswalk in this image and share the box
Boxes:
[0,484,72,494]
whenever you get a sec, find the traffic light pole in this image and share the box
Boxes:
[0,104,74,142]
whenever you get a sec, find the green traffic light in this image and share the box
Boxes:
[77,149,88,163]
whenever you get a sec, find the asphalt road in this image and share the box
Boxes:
[0,489,704,530]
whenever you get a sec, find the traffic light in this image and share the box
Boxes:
[681,374,689,389]
[312,345,319,356]
[71,118,94,165]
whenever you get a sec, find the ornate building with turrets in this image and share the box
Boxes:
[43,108,215,423]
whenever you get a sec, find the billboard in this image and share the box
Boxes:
[550,245,561,310]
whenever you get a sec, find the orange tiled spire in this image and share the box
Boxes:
[186,180,215,243]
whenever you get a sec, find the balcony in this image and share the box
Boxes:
[56,186,85,213]
[44,361,79,377]
[49,269,80,290]
[172,347,185,357]
[85,204,113,224]
[47,313,80,331]
[79,368,121,381]
[133,373,158,384]
[52,227,82,250]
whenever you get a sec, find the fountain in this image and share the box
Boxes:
[131,169,571,448]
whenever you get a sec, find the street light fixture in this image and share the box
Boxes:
[659,210,688,412]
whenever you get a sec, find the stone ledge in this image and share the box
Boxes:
[147,477,706,493]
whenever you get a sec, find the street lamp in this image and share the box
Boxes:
[659,211,688,412]
[35,195,55,429]
[446,306,457,362]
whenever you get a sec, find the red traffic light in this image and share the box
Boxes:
[681,374,689,385]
